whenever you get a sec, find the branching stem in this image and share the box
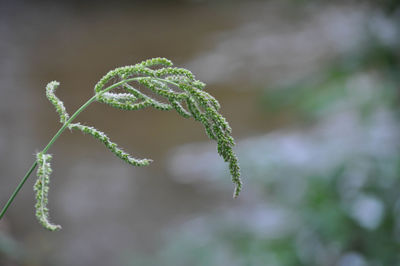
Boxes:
[0,58,243,227]
[0,77,144,220]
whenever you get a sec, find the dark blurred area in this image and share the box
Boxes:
[0,0,399,265]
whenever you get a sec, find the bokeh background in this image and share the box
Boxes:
[1,0,399,265]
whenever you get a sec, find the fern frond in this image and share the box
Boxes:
[68,123,151,167]
[34,152,61,231]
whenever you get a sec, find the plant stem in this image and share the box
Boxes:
[0,77,142,220]
[0,94,97,220]
[0,162,38,220]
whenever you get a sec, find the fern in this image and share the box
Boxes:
[0,58,242,231]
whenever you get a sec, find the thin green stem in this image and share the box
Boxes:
[0,94,97,220]
[0,162,37,220]
[152,77,181,88]
[0,77,143,220]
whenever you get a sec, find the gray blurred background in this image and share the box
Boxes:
[0,0,399,265]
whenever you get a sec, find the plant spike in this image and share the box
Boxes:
[139,57,173,68]
[46,81,70,124]
[0,57,243,230]
[34,152,61,231]
[68,123,151,167]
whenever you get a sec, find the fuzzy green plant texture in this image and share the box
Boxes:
[0,58,242,231]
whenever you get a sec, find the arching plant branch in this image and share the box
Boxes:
[0,58,243,231]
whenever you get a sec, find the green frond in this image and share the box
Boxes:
[69,123,151,167]
[46,81,70,124]
[34,152,61,231]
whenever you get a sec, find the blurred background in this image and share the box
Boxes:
[0,0,399,265]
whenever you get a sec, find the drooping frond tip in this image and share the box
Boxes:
[94,57,243,197]
[34,152,61,231]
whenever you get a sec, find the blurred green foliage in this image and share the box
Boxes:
[262,35,399,122]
